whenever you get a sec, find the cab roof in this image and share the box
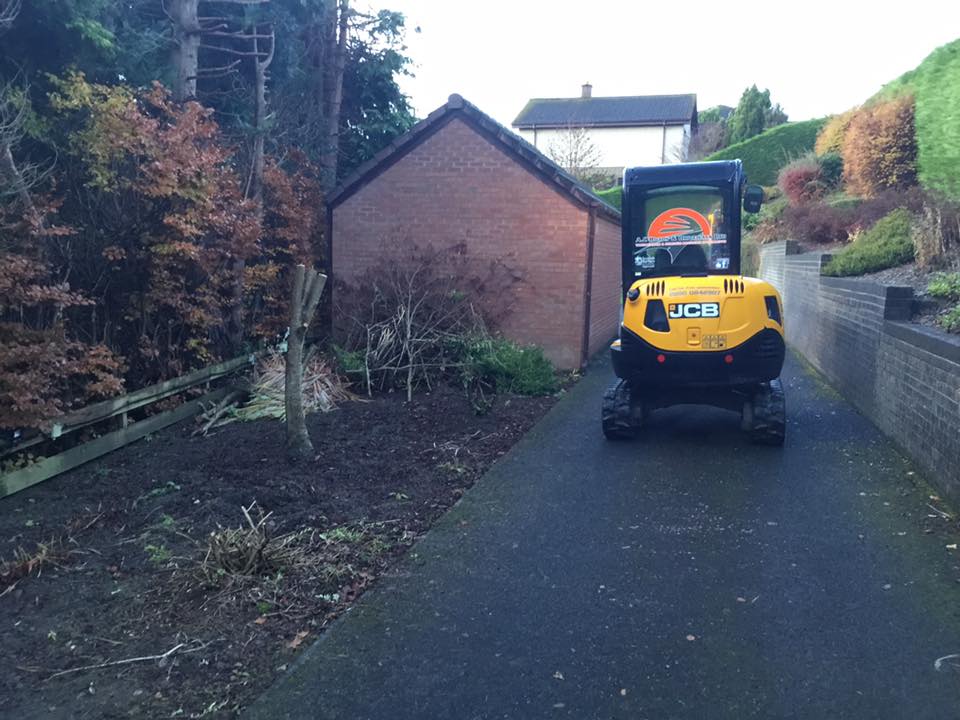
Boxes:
[624,160,744,188]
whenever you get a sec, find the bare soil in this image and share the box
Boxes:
[0,385,558,719]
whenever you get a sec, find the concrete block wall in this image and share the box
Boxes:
[760,241,960,498]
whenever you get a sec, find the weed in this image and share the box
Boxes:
[144,544,172,565]
[319,526,364,544]
[938,305,960,333]
[134,481,181,507]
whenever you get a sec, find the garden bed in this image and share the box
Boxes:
[0,385,559,718]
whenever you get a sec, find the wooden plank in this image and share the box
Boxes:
[2,353,258,458]
[53,354,255,431]
[0,387,231,500]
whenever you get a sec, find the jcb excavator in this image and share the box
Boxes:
[602,160,786,445]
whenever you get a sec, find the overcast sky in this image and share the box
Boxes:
[374,0,960,128]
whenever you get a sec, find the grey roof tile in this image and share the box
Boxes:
[513,94,697,128]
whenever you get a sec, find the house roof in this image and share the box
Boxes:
[512,94,697,129]
[328,94,621,222]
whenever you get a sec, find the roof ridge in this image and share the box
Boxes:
[525,93,697,102]
[328,93,620,221]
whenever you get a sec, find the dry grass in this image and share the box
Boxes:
[0,538,68,595]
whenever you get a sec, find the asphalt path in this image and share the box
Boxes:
[246,351,960,720]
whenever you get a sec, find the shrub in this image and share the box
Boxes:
[782,202,852,245]
[459,336,558,397]
[742,237,761,277]
[818,152,844,189]
[822,209,915,276]
[927,272,960,301]
[706,118,826,185]
[595,186,622,212]
[939,305,960,334]
[815,110,856,156]
[778,155,823,206]
[335,242,524,400]
[842,96,917,197]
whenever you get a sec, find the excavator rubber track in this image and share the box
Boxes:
[749,377,786,445]
[601,379,639,440]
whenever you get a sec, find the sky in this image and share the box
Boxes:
[369,0,960,128]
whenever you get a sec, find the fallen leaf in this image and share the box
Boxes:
[620,688,627,696]
[736,597,747,603]
[948,544,958,550]
[254,616,267,625]
[686,634,697,641]
[553,671,564,680]
[287,630,310,649]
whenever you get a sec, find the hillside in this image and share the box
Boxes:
[873,38,960,198]
[704,118,825,186]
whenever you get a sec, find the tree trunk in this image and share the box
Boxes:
[229,24,275,355]
[171,0,200,102]
[319,0,349,191]
[285,264,327,462]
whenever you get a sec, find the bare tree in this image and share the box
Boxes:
[0,77,51,228]
[546,124,604,184]
[285,264,327,462]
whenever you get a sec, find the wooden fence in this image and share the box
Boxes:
[0,354,257,499]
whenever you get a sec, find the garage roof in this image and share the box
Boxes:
[328,94,620,222]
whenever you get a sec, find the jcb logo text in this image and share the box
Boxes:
[668,302,720,319]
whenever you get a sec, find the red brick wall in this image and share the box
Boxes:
[332,116,592,369]
[588,215,622,358]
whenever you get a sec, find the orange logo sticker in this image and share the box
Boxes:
[648,208,713,239]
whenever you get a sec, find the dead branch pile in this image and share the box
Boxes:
[337,242,524,401]
[194,349,354,434]
[0,537,67,594]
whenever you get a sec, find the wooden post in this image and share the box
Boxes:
[285,264,327,462]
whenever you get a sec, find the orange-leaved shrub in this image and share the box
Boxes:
[815,109,857,156]
[842,96,918,197]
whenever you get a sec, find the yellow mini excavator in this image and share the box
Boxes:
[602,160,786,444]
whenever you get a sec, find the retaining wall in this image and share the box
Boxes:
[760,241,960,499]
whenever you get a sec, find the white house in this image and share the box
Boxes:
[512,84,697,176]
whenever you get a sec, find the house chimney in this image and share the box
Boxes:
[581,82,592,99]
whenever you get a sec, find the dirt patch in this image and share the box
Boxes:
[0,385,558,718]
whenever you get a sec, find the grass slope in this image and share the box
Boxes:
[705,118,826,186]
[874,38,960,199]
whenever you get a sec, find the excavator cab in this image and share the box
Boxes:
[602,160,786,444]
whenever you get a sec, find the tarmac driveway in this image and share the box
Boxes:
[245,352,960,720]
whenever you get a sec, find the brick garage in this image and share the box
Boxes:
[328,94,622,369]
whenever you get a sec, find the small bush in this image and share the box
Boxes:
[939,305,960,334]
[778,156,823,205]
[822,209,915,276]
[782,202,852,245]
[927,272,960,301]
[818,152,844,189]
[842,96,917,197]
[460,336,558,397]
[815,110,857,156]
[742,237,761,277]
